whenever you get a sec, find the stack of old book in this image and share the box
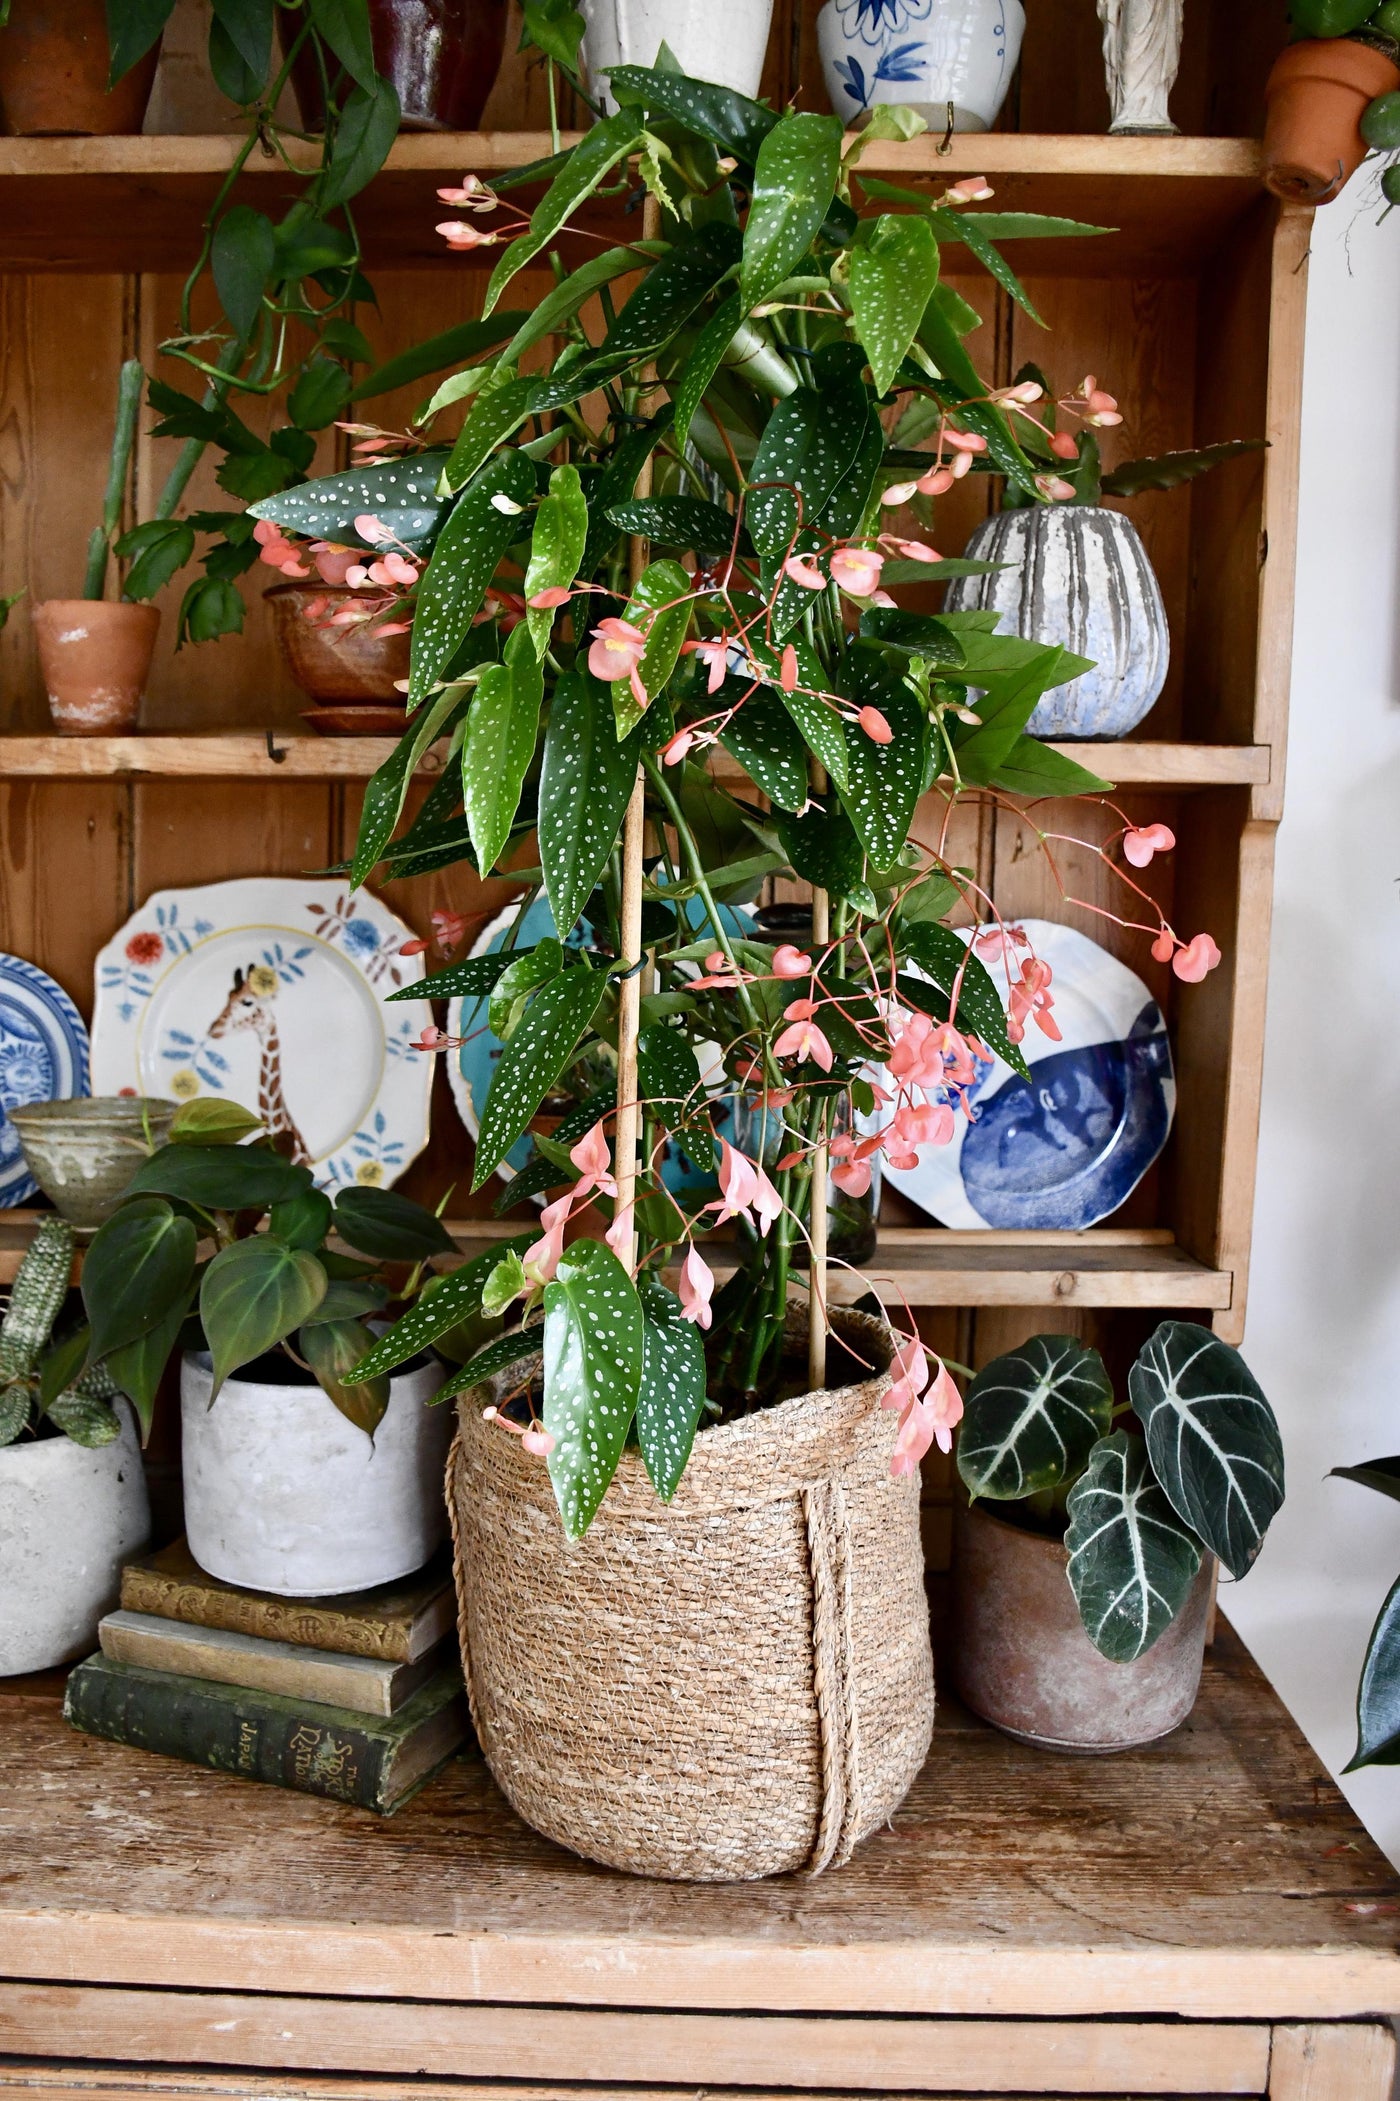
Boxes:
[64,1540,468,1813]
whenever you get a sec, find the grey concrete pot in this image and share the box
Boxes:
[0,1402,150,1675]
[181,1351,452,1597]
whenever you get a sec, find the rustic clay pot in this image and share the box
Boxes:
[951,1496,1214,1753]
[266,584,411,717]
[33,600,159,735]
[0,0,161,135]
[1264,37,1400,202]
[283,0,508,131]
[9,1096,175,1233]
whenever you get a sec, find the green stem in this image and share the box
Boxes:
[85,358,145,601]
[154,335,247,523]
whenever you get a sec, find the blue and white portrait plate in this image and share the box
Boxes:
[91,879,432,1192]
[881,918,1174,1231]
[0,954,90,1206]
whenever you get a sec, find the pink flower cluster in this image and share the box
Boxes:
[253,513,421,637]
[884,1335,964,1474]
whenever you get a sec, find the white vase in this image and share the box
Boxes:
[181,1352,452,1598]
[818,0,1025,133]
[0,1403,150,1675]
[581,0,775,114]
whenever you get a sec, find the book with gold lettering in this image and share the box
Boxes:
[63,1655,468,1813]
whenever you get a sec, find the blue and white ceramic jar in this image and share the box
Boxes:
[817,0,1025,132]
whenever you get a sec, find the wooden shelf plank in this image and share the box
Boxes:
[0,735,1270,788]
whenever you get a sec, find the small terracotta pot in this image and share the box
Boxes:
[282,0,508,132]
[266,584,411,711]
[33,600,159,735]
[0,0,161,136]
[1264,37,1400,202]
[951,1497,1214,1753]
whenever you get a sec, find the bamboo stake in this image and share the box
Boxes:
[612,190,662,1277]
[808,762,830,1390]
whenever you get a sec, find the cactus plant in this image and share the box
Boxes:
[0,1217,124,1449]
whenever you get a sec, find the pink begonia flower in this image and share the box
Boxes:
[975,923,1029,963]
[373,619,413,636]
[430,908,470,955]
[1000,379,1045,406]
[857,705,893,744]
[436,174,496,209]
[309,542,358,586]
[437,219,499,249]
[1007,956,1059,1044]
[832,1157,873,1198]
[588,616,647,685]
[751,1161,783,1236]
[524,1193,572,1287]
[890,1364,965,1474]
[783,554,826,591]
[780,644,799,693]
[783,996,817,1021]
[893,1099,954,1150]
[528,585,573,609]
[1123,822,1176,869]
[916,465,955,497]
[829,546,884,597]
[1035,474,1077,502]
[944,427,988,455]
[772,944,812,979]
[408,1023,448,1051]
[678,1245,715,1330]
[884,538,942,564]
[774,1016,834,1071]
[1151,928,1176,963]
[569,1120,617,1200]
[869,589,898,608]
[704,951,728,972]
[889,1012,944,1089]
[881,479,920,507]
[1079,376,1123,428]
[660,727,695,766]
[685,635,730,694]
[1049,430,1080,461]
[944,175,993,204]
[950,449,974,481]
[252,517,310,578]
[1172,932,1222,983]
[883,1335,930,1409]
[712,1138,758,1224]
[354,514,394,545]
[605,1207,633,1260]
[520,1423,555,1457]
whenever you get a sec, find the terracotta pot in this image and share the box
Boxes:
[266,584,411,710]
[951,1497,1214,1753]
[0,0,161,136]
[283,0,508,132]
[33,600,159,735]
[1264,37,1400,202]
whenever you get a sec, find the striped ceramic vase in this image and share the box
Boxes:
[943,504,1169,739]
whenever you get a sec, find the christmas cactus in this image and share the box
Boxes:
[249,69,1222,1538]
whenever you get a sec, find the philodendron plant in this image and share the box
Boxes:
[247,68,1229,1540]
[958,1326,1285,1661]
[68,1098,468,1442]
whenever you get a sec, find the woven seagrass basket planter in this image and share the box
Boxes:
[448,1307,935,1882]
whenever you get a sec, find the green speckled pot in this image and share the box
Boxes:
[9,1096,175,1232]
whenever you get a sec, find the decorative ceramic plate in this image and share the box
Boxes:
[448,895,747,1197]
[879,918,1175,1231]
[0,954,90,1207]
[92,879,432,1191]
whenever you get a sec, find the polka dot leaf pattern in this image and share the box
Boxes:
[636,1279,707,1502]
[472,963,609,1189]
[543,1242,645,1538]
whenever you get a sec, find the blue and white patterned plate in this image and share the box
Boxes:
[0,954,90,1206]
[91,879,432,1192]
[878,918,1175,1231]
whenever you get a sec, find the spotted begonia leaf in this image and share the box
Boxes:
[740,111,842,312]
[636,1278,707,1501]
[611,558,692,739]
[543,1241,645,1537]
[408,448,535,707]
[473,963,609,1187]
[841,644,926,871]
[539,670,644,934]
[524,463,589,660]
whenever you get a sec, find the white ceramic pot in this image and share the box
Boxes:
[581,0,774,112]
[181,1352,452,1597]
[0,1403,150,1675]
[817,0,1024,132]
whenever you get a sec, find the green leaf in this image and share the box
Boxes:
[990,736,1114,798]
[210,0,273,80]
[491,938,566,1039]
[435,1320,543,1400]
[301,1278,388,1324]
[463,622,545,876]
[481,1248,526,1317]
[950,645,1085,785]
[299,1317,390,1438]
[606,65,775,165]
[107,0,177,83]
[349,1237,535,1380]
[409,449,536,706]
[82,1197,197,1361]
[353,315,529,402]
[287,355,353,432]
[849,214,940,398]
[611,557,692,738]
[741,112,842,312]
[777,797,866,902]
[521,0,584,66]
[45,1389,122,1448]
[606,496,738,557]
[200,1239,327,1397]
[671,290,742,452]
[351,686,464,887]
[859,607,965,663]
[307,0,377,91]
[483,110,645,317]
[579,407,674,579]
[1128,1322,1284,1581]
[957,1334,1113,1501]
[1065,1432,1204,1662]
[39,1327,94,1414]
[1332,1457,1400,1505]
[387,950,513,1005]
[211,206,275,338]
[751,636,849,794]
[524,462,588,660]
[125,1142,312,1211]
[539,670,643,935]
[718,684,810,812]
[899,922,1029,1078]
[1347,1576,1400,1769]
[268,1187,333,1250]
[636,1025,700,1116]
[106,1282,198,1443]
[841,644,926,872]
[896,869,963,926]
[603,221,741,362]
[320,76,401,210]
[474,964,609,1187]
[332,1186,455,1262]
[502,246,664,366]
[248,450,453,552]
[940,211,1112,243]
[636,1278,706,1501]
[543,1241,645,1537]
[1100,440,1265,499]
[117,518,196,602]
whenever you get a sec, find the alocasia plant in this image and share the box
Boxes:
[247,68,1229,1538]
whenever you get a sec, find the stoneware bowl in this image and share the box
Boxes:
[266,584,412,706]
[9,1095,175,1232]
[817,0,1025,131]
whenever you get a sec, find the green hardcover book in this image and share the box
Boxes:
[64,1654,469,1813]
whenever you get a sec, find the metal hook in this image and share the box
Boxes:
[938,102,955,155]
[265,730,287,765]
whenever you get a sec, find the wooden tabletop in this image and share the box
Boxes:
[1,1621,1397,2025]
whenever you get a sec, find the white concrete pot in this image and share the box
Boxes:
[181,1352,452,1598]
[581,0,774,112]
[818,0,1024,133]
[0,1403,150,1675]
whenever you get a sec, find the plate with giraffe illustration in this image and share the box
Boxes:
[91,879,433,1191]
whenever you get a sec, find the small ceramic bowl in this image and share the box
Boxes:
[9,1096,175,1232]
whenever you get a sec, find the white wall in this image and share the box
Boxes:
[1226,165,1400,1865]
